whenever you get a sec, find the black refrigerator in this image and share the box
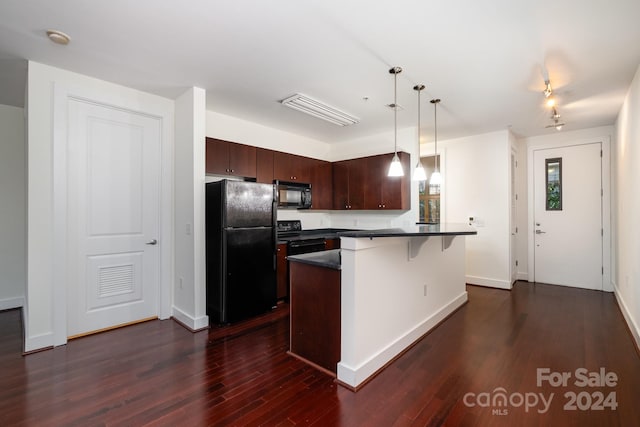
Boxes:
[206,180,277,324]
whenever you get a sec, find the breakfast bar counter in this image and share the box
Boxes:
[336,223,476,390]
[287,224,477,389]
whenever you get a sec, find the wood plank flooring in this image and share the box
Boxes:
[2,282,639,426]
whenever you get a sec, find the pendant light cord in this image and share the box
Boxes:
[428,98,442,185]
[394,71,398,155]
[434,100,439,173]
[417,89,421,151]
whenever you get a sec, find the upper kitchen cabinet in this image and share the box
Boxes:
[273,152,311,183]
[256,147,274,184]
[205,137,257,178]
[309,159,333,210]
[364,152,410,210]
[332,158,365,210]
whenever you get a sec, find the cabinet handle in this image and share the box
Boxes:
[382,204,386,208]
[230,169,234,173]
[226,168,229,172]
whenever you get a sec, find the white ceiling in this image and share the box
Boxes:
[1,0,639,143]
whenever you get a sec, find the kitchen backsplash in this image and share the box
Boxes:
[277,208,416,230]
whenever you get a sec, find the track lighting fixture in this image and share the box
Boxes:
[545,108,565,131]
[543,80,553,98]
[542,80,565,130]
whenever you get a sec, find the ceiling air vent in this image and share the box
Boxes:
[280,93,359,126]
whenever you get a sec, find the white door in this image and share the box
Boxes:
[66,99,161,337]
[533,143,602,290]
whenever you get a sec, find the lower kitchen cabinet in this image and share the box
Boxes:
[289,261,341,374]
[324,238,340,250]
[276,243,288,300]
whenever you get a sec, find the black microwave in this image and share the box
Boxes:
[275,180,312,209]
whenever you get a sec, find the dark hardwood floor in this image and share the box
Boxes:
[2,282,639,426]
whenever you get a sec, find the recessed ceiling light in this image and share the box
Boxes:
[46,30,71,45]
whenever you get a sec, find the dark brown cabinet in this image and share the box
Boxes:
[205,137,256,178]
[289,261,341,374]
[309,159,333,210]
[273,152,311,183]
[364,152,410,210]
[324,238,340,250]
[276,243,288,300]
[256,148,274,184]
[205,136,408,211]
[332,158,365,210]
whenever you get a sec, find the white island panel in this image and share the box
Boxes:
[338,234,468,389]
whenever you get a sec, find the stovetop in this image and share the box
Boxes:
[276,220,358,242]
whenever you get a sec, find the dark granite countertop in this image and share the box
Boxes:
[277,228,357,244]
[337,223,477,238]
[287,249,341,270]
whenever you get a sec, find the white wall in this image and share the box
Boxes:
[439,130,512,288]
[0,104,26,310]
[174,88,208,330]
[206,111,331,160]
[26,62,175,351]
[613,64,640,349]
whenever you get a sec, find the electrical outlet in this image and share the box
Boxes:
[423,284,428,296]
[185,223,192,235]
[179,277,184,289]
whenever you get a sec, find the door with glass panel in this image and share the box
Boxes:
[533,143,602,290]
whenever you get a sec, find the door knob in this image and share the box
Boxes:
[146,239,158,245]
[535,230,546,234]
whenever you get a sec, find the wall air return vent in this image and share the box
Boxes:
[280,93,359,126]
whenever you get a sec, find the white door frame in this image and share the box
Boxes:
[510,145,518,286]
[52,84,174,346]
[526,136,611,291]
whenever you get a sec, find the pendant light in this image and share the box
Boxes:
[429,99,442,185]
[412,84,427,181]
[387,66,404,177]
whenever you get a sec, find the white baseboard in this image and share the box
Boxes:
[172,306,209,331]
[466,275,512,289]
[25,332,54,353]
[517,272,529,281]
[0,296,25,311]
[613,284,640,352]
[337,291,467,388]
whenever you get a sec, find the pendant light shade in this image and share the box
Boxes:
[388,153,404,176]
[388,66,404,177]
[430,98,442,185]
[429,170,442,185]
[413,84,427,181]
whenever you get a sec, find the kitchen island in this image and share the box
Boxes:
[288,223,477,390]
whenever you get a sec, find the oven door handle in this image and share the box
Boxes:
[289,239,326,249]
